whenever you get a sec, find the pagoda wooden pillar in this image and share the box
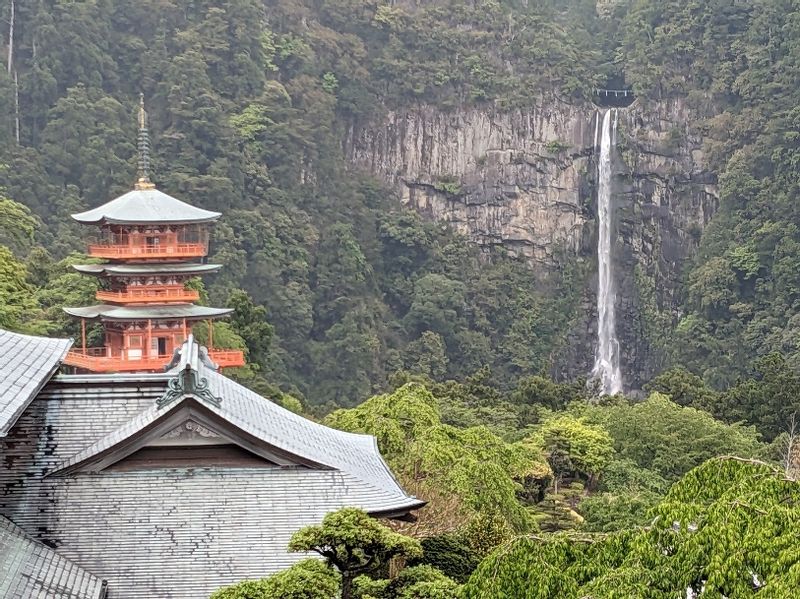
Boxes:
[81,318,86,353]
[147,319,152,357]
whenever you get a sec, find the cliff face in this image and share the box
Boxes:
[345,97,717,389]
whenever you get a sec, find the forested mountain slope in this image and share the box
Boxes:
[0,0,591,406]
[2,0,800,409]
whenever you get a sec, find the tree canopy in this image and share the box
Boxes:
[325,383,551,533]
[288,508,422,599]
[461,458,800,598]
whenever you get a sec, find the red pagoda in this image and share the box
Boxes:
[63,96,245,372]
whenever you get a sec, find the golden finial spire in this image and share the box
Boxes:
[135,93,155,190]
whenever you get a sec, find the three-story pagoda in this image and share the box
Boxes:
[63,96,245,372]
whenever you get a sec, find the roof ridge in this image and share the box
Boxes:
[158,339,221,410]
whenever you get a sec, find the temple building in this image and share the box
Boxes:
[0,100,423,598]
[63,96,244,373]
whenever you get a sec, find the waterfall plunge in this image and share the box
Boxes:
[591,109,622,395]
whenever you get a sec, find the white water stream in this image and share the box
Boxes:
[591,109,622,395]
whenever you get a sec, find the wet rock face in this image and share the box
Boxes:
[346,103,596,265]
[612,98,718,388]
[345,97,717,389]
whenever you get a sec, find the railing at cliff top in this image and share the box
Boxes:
[593,89,635,98]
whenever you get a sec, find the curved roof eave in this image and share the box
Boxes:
[72,263,223,277]
[71,188,221,225]
[63,305,233,321]
[201,368,416,500]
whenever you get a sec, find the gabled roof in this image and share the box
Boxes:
[63,304,233,321]
[73,263,222,277]
[0,514,107,599]
[0,338,424,597]
[71,189,221,225]
[0,329,72,437]
[51,337,423,515]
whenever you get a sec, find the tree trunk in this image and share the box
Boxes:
[785,414,799,480]
[7,0,14,75]
[341,572,353,599]
[13,68,19,143]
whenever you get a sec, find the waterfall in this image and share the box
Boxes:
[591,109,622,395]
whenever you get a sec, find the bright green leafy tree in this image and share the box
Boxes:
[325,383,550,533]
[461,457,800,598]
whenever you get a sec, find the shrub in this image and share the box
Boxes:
[209,559,339,599]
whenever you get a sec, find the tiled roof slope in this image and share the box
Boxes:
[0,343,423,599]
[0,514,106,599]
[0,329,71,437]
[71,188,221,225]
[204,367,414,498]
[73,263,222,276]
[7,469,406,598]
[54,346,417,503]
[63,304,233,321]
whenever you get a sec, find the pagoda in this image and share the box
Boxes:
[63,96,245,373]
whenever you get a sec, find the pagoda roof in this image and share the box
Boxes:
[0,329,72,437]
[73,263,222,277]
[0,514,107,599]
[71,188,221,225]
[63,304,232,321]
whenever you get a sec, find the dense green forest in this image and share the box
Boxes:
[0,0,599,406]
[3,0,800,595]
[3,0,800,407]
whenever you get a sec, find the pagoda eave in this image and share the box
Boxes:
[63,305,233,322]
[71,188,221,225]
[73,263,223,277]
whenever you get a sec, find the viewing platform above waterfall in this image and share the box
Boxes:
[592,88,636,108]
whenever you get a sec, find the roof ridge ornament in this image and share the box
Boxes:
[157,337,221,409]
[157,363,222,409]
[134,93,155,190]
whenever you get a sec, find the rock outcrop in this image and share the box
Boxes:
[345,97,717,389]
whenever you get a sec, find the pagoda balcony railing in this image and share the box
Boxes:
[208,349,246,369]
[95,285,200,304]
[87,242,207,259]
[64,348,175,372]
[64,347,245,372]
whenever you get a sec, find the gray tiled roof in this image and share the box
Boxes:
[73,263,222,276]
[0,514,106,599]
[0,340,423,598]
[0,329,72,437]
[63,304,233,321]
[71,188,220,225]
[55,340,418,508]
